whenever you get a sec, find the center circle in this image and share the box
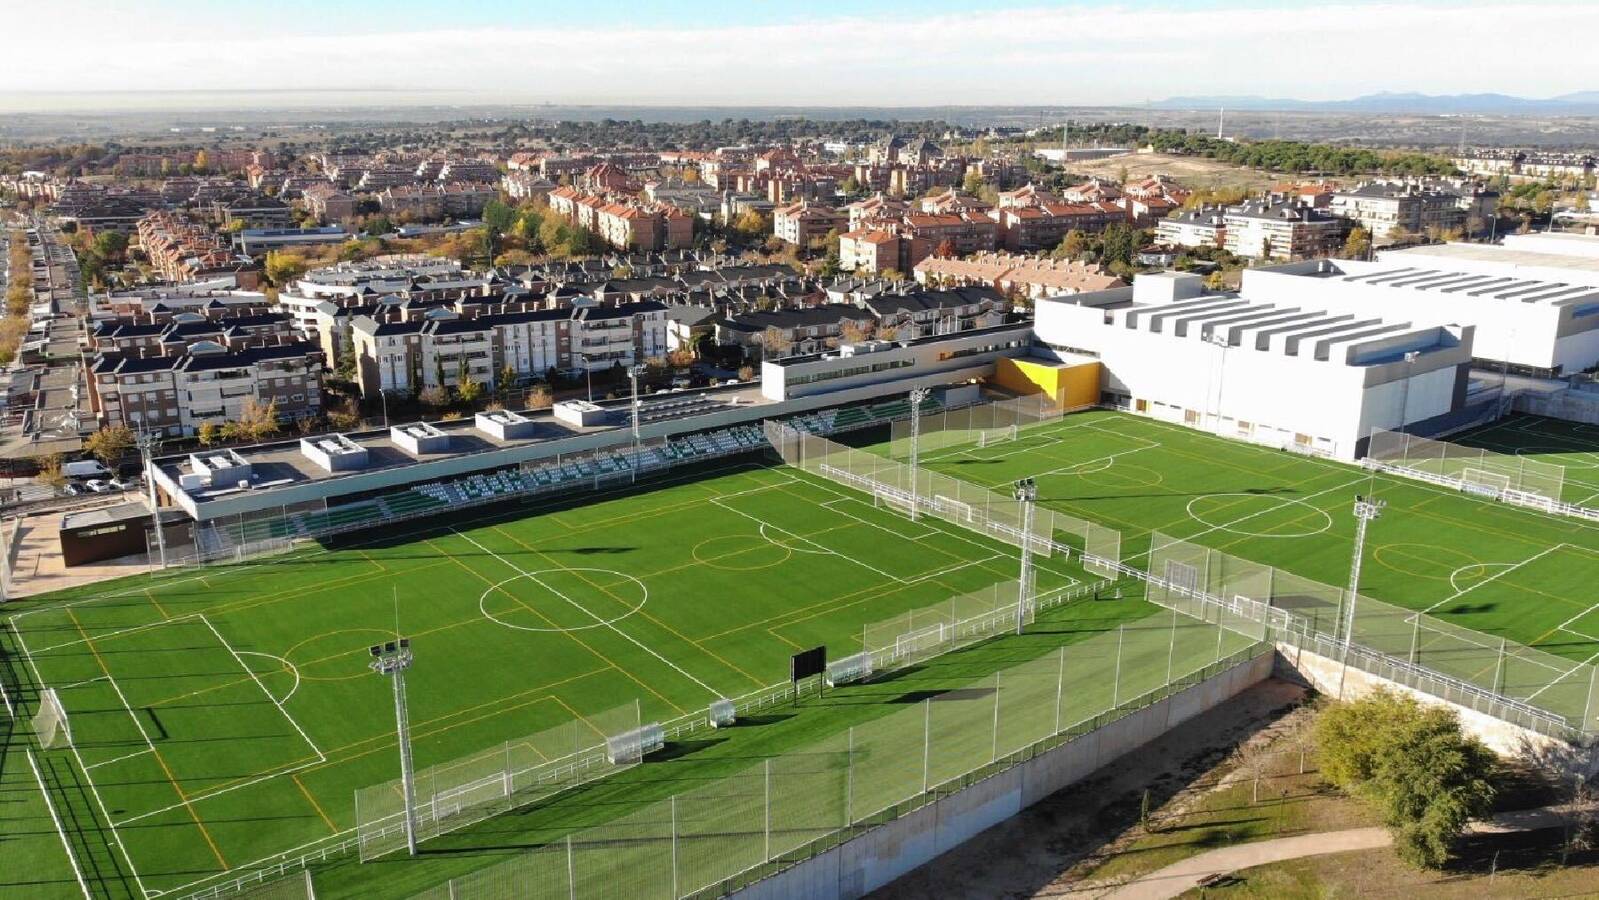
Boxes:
[1187,493,1333,538]
[479,568,648,633]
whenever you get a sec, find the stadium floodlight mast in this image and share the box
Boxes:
[134,427,167,568]
[629,363,645,463]
[370,637,419,856]
[1014,477,1038,635]
[1342,495,1386,651]
[907,387,931,521]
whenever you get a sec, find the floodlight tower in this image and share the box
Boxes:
[1014,477,1038,635]
[629,363,646,468]
[1342,496,1386,649]
[135,427,167,568]
[370,638,418,856]
[907,387,931,521]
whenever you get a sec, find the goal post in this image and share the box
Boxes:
[1460,467,1510,495]
[31,688,71,750]
[873,488,917,518]
[976,425,1018,448]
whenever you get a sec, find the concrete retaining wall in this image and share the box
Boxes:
[732,649,1275,900]
[1274,642,1599,779]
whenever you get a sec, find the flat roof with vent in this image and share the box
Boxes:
[300,433,369,472]
[391,421,450,455]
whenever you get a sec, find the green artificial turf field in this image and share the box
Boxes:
[900,410,1599,684]
[4,457,1170,900]
[1450,412,1599,507]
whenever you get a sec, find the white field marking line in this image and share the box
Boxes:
[200,615,323,760]
[237,650,303,704]
[1124,473,1371,566]
[4,458,774,625]
[0,674,12,717]
[155,824,360,900]
[10,627,149,900]
[794,470,1081,582]
[758,522,831,553]
[819,496,940,540]
[85,747,155,770]
[1557,597,1599,636]
[56,675,110,691]
[916,415,1103,464]
[1417,544,1565,615]
[25,748,93,900]
[31,611,204,656]
[1524,648,1599,705]
[112,758,323,828]
[452,528,721,698]
[1449,562,1515,596]
[708,496,900,582]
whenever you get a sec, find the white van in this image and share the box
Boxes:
[61,460,113,480]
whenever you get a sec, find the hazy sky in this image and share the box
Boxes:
[3,0,1592,107]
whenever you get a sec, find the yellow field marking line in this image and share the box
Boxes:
[429,537,688,715]
[293,773,339,834]
[144,587,171,621]
[66,608,230,871]
[490,523,766,686]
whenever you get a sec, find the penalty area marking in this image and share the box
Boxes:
[237,650,303,704]
[479,567,649,633]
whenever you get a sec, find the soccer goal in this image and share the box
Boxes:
[31,688,71,750]
[874,488,918,518]
[931,494,973,523]
[976,425,1018,448]
[1460,467,1511,496]
[894,621,948,660]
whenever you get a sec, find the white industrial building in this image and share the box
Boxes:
[1231,239,1599,377]
[1033,272,1475,460]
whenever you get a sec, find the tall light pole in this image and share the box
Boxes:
[1342,496,1385,650]
[1207,332,1231,435]
[370,637,418,856]
[907,387,930,520]
[135,428,167,568]
[1395,350,1421,432]
[1014,477,1037,635]
[629,363,645,470]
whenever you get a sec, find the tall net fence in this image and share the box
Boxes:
[765,422,1122,577]
[355,701,641,861]
[887,394,1067,458]
[1143,531,1599,736]
[408,610,1264,900]
[1366,429,1566,501]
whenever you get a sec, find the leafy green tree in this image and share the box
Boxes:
[1315,691,1495,869]
[264,251,308,287]
[1343,227,1371,259]
[84,424,134,467]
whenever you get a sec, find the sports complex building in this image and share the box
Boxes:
[19,233,1599,900]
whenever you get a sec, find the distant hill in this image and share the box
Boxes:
[1153,91,1599,116]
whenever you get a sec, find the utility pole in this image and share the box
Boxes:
[907,387,930,520]
[1342,496,1386,649]
[135,428,167,568]
[370,637,418,855]
[1014,477,1037,635]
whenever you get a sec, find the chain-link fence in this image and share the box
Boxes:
[407,609,1262,900]
[355,702,641,861]
[1142,531,1598,736]
[765,422,1122,575]
[1366,429,1566,501]
[886,393,1067,458]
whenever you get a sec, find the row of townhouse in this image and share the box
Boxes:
[348,301,668,397]
[377,182,498,221]
[913,253,1125,300]
[1326,179,1498,245]
[1451,149,1596,180]
[136,211,261,287]
[546,186,694,251]
[87,311,296,357]
[87,338,324,437]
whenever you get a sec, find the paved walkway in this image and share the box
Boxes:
[1101,804,1587,900]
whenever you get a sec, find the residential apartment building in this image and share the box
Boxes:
[773,201,848,248]
[1154,206,1228,249]
[914,253,1124,300]
[1328,180,1497,245]
[1222,200,1349,261]
[547,186,694,251]
[87,340,324,437]
[302,184,358,224]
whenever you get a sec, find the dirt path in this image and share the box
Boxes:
[1102,804,1592,900]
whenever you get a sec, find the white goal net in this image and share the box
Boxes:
[32,688,71,750]
[894,622,948,660]
[873,488,917,517]
[976,425,1018,448]
[1460,467,1510,495]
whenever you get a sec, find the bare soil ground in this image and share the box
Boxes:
[1070,153,1290,194]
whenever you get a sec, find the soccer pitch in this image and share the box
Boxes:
[1451,412,1599,508]
[2,458,1117,899]
[904,409,1599,667]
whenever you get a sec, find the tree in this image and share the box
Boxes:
[418,385,449,410]
[34,453,66,490]
[264,251,308,288]
[1053,229,1088,260]
[1342,226,1371,260]
[838,320,870,345]
[1315,691,1495,869]
[499,364,518,394]
[733,210,770,239]
[84,424,134,468]
[197,421,222,447]
[762,325,794,358]
[457,367,485,404]
[237,397,280,443]
[736,365,756,382]
[92,230,129,262]
[962,171,988,195]
[527,383,553,410]
[193,149,210,173]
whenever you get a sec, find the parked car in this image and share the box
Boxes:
[109,477,137,491]
[84,479,110,493]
